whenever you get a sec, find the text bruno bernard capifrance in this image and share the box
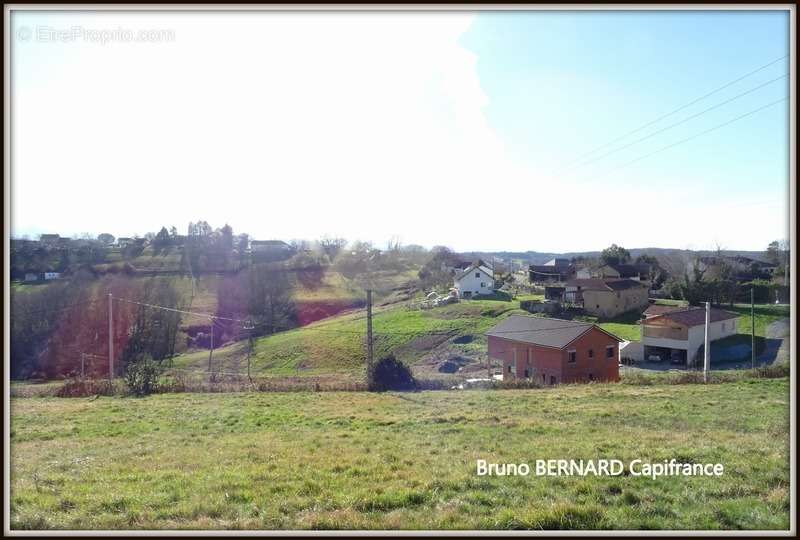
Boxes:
[476,459,724,480]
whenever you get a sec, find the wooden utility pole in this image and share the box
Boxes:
[366,289,374,372]
[751,288,756,369]
[108,293,114,379]
[208,317,214,373]
[703,301,710,383]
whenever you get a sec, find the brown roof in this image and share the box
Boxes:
[486,315,622,349]
[566,278,646,292]
[647,306,739,327]
[643,304,686,317]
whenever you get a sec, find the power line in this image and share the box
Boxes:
[585,96,788,182]
[565,73,787,173]
[551,54,789,173]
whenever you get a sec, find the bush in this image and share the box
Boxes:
[368,354,416,392]
[55,378,116,398]
[124,354,161,396]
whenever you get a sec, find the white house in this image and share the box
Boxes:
[641,306,738,366]
[43,272,62,280]
[24,272,39,282]
[454,262,494,299]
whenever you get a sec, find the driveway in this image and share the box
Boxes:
[758,318,790,365]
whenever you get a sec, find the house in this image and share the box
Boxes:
[117,237,134,247]
[641,306,738,366]
[529,260,575,283]
[576,263,650,282]
[696,256,777,282]
[487,315,622,384]
[454,261,494,299]
[563,278,649,318]
[250,239,294,262]
[43,272,62,280]
[24,272,39,282]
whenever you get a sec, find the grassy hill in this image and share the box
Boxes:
[171,299,527,382]
[9,377,789,530]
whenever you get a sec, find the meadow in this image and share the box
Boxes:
[9,377,790,530]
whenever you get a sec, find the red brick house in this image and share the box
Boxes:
[487,315,622,384]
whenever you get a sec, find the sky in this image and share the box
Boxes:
[10,9,791,253]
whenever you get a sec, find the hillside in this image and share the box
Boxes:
[467,248,772,275]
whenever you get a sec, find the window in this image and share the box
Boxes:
[606,345,614,359]
[480,282,486,288]
[550,376,557,385]
[524,368,530,378]
[568,350,576,363]
[588,349,594,358]
[596,304,600,309]
[475,272,480,278]
[507,365,512,373]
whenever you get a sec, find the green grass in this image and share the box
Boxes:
[172,300,526,380]
[9,378,790,530]
[724,303,789,338]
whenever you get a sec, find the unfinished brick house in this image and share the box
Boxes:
[487,315,622,384]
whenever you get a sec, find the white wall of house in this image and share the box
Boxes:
[575,268,592,279]
[643,318,738,359]
[455,268,494,297]
[44,272,61,280]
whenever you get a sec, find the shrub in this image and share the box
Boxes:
[368,354,416,392]
[54,378,116,398]
[124,354,161,396]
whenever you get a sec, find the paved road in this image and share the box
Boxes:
[759,318,790,365]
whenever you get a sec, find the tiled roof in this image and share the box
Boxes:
[486,315,622,348]
[566,278,646,291]
[647,306,739,327]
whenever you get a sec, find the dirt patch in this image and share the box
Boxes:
[438,356,469,373]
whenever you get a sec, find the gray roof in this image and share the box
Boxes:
[486,315,621,349]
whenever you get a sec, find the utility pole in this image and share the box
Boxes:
[703,301,710,383]
[366,289,374,373]
[208,317,214,373]
[108,293,114,380]
[751,288,756,369]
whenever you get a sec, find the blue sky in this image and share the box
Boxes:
[11,9,791,252]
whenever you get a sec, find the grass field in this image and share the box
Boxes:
[172,300,526,380]
[9,377,789,530]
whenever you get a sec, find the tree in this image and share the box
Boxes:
[319,237,347,261]
[600,244,631,266]
[97,233,115,245]
[635,254,668,289]
[219,224,234,251]
[154,227,171,247]
[765,240,783,266]
[247,266,297,336]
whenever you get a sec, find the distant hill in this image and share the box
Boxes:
[463,248,771,276]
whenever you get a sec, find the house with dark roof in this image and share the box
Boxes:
[454,261,494,298]
[641,306,739,366]
[487,315,622,384]
[250,240,294,262]
[562,278,649,318]
[529,261,575,283]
